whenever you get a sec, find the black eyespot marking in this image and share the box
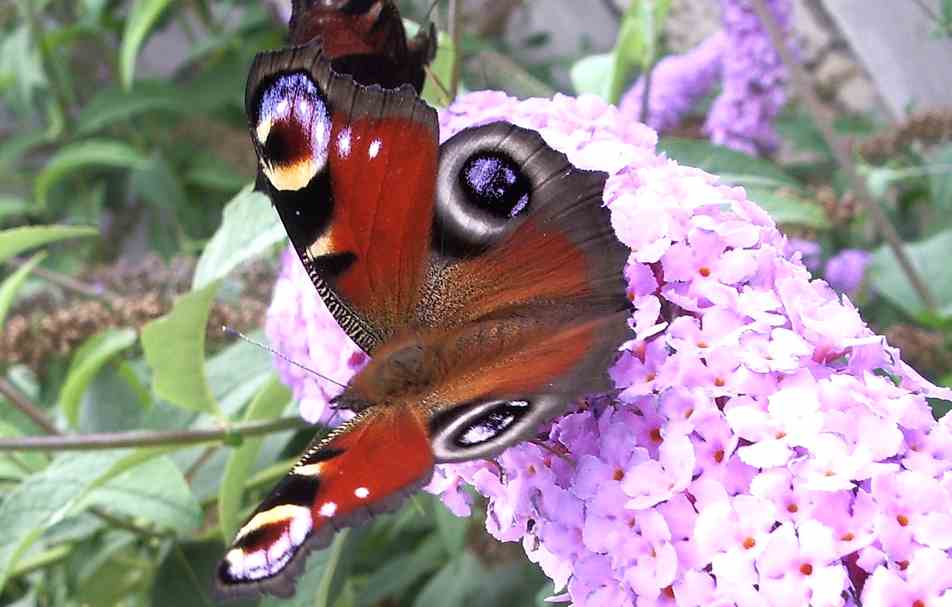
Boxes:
[253,71,332,182]
[298,446,344,468]
[311,252,356,279]
[258,168,335,250]
[256,474,321,511]
[434,125,549,258]
[458,153,531,219]
[437,400,529,448]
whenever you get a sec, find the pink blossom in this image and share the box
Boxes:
[265,248,365,423]
[265,90,952,605]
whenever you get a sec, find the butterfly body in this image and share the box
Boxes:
[289,0,436,91]
[216,14,630,600]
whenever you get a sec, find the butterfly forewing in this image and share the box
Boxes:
[247,45,439,353]
[230,28,631,601]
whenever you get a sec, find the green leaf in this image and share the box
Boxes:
[570,53,613,99]
[0,196,31,221]
[434,503,468,555]
[76,82,187,135]
[130,153,188,210]
[930,144,952,222]
[0,130,48,173]
[119,0,174,89]
[192,186,283,289]
[59,328,138,427]
[869,230,952,318]
[206,332,275,416]
[535,582,557,606]
[0,448,171,593]
[658,137,799,188]
[260,530,353,607]
[218,376,292,542]
[0,252,44,327]
[0,421,47,480]
[424,31,455,107]
[152,540,258,607]
[404,21,455,107]
[0,225,98,265]
[571,1,671,103]
[80,456,202,534]
[185,154,248,192]
[413,551,480,607]
[34,140,148,207]
[71,532,142,606]
[745,188,831,229]
[141,281,222,414]
[356,534,446,607]
[608,0,672,102]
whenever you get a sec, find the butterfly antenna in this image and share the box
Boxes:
[221,326,348,389]
[423,63,453,105]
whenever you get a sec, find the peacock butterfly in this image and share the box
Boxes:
[214,31,629,607]
[288,0,436,92]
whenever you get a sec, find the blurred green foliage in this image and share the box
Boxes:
[2,0,952,606]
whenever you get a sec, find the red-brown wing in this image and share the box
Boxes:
[425,121,629,327]
[344,312,629,463]
[215,405,434,599]
[246,45,439,353]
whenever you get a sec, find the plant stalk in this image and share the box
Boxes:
[749,0,938,312]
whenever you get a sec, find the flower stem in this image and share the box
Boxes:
[9,544,74,579]
[448,0,462,99]
[6,258,119,300]
[0,377,60,435]
[22,0,75,133]
[0,416,308,451]
[749,0,938,313]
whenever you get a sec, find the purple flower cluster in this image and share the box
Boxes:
[266,91,952,606]
[785,238,822,273]
[265,248,366,423]
[620,33,727,133]
[621,0,792,155]
[825,249,872,296]
[705,0,792,154]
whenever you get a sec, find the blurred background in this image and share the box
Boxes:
[1,1,951,606]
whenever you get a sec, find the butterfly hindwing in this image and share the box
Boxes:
[425,121,629,327]
[215,405,434,599]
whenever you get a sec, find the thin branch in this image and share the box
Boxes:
[0,378,177,538]
[6,257,120,300]
[749,0,939,313]
[9,544,74,579]
[448,0,462,99]
[0,377,60,435]
[911,0,942,24]
[474,0,524,37]
[22,0,74,132]
[912,0,952,36]
[601,0,623,19]
[175,545,216,607]
[639,63,654,125]
[475,50,556,98]
[0,416,309,451]
[424,63,453,105]
[184,445,219,483]
[90,508,170,539]
[199,456,296,508]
